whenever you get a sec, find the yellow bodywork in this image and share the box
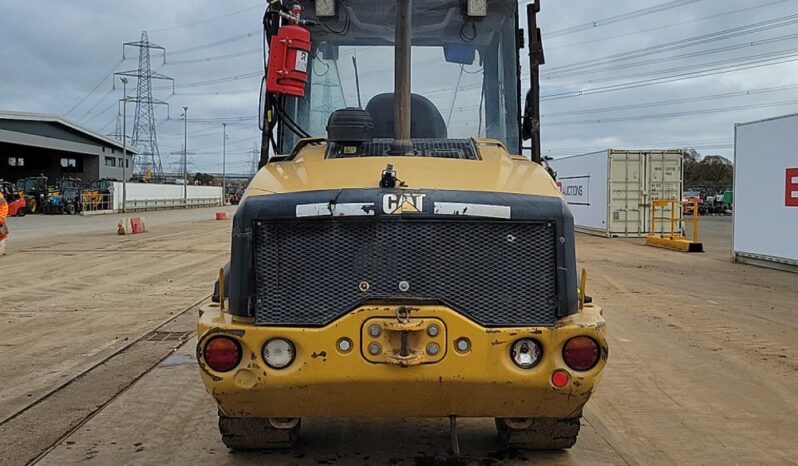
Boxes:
[246,140,562,198]
[198,302,606,418]
[198,139,607,419]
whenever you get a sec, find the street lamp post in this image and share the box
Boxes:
[120,77,128,213]
[222,122,227,206]
[182,106,188,207]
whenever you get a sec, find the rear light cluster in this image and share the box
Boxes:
[563,336,600,371]
[202,336,297,373]
[508,336,601,374]
[203,337,241,373]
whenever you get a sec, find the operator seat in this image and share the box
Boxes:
[365,93,448,139]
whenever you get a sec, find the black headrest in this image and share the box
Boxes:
[365,93,448,139]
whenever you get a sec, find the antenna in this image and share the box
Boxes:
[352,55,363,109]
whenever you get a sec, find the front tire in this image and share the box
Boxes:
[218,415,300,450]
[496,417,581,450]
[17,208,26,217]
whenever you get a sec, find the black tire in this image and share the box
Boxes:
[218,415,300,450]
[496,417,581,450]
[17,208,26,217]
[66,203,77,215]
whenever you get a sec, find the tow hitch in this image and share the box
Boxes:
[362,307,447,366]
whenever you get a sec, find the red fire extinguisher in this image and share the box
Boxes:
[266,24,312,98]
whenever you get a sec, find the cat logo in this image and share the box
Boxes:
[383,193,426,214]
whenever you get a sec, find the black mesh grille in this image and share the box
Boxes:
[327,139,479,160]
[253,220,558,327]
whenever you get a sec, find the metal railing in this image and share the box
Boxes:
[650,199,699,243]
[123,197,222,212]
[81,193,114,212]
[80,193,223,214]
[646,199,703,252]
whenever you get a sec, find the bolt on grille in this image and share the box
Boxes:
[253,220,557,327]
[327,139,479,160]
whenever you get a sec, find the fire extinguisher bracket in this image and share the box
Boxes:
[266,25,312,98]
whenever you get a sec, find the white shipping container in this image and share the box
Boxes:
[733,113,798,272]
[549,149,684,237]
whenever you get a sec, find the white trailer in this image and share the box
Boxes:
[549,149,684,237]
[733,113,798,272]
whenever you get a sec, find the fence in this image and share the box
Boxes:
[79,183,224,215]
[123,197,222,212]
[111,183,223,212]
[81,193,114,213]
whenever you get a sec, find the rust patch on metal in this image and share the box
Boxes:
[204,327,246,338]
[310,351,328,359]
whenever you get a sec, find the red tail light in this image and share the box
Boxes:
[563,336,600,371]
[203,337,241,372]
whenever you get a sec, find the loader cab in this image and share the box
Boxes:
[277,0,523,155]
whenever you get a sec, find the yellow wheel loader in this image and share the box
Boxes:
[197,0,607,451]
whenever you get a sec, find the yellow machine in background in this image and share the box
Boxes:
[197,0,607,452]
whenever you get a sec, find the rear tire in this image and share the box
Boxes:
[218,415,300,450]
[29,199,38,214]
[496,417,581,450]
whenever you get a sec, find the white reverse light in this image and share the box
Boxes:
[263,338,296,369]
[510,339,542,369]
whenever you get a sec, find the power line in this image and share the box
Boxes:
[151,3,262,33]
[544,13,798,75]
[174,89,259,96]
[546,143,734,157]
[166,48,260,66]
[77,88,116,124]
[543,32,798,81]
[153,71,261,91]
[546,0,704,38]
[544,97,798,126]
[542,83,798,118]
[170,30,259,56]
[546,137,730,153]
[175,71,262,89]
[63,59,124,117]
[540,53,798,101]
[543,46,798,92]
[547,0,789,51]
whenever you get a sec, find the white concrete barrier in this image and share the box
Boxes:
[110,183,223,212]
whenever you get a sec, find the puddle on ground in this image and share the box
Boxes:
[159,352,197,367]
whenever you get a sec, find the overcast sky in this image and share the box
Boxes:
[1,0,797,172]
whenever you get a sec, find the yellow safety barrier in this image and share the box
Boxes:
[81,193,113,212]
[645,199,704,253]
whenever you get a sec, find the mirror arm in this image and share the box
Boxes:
[524,0,545,163]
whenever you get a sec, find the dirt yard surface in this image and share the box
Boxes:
[1,214,796,465]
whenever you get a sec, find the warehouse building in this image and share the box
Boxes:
[0,110,135,183]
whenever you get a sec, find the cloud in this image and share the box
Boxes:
[1,0,796,170]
